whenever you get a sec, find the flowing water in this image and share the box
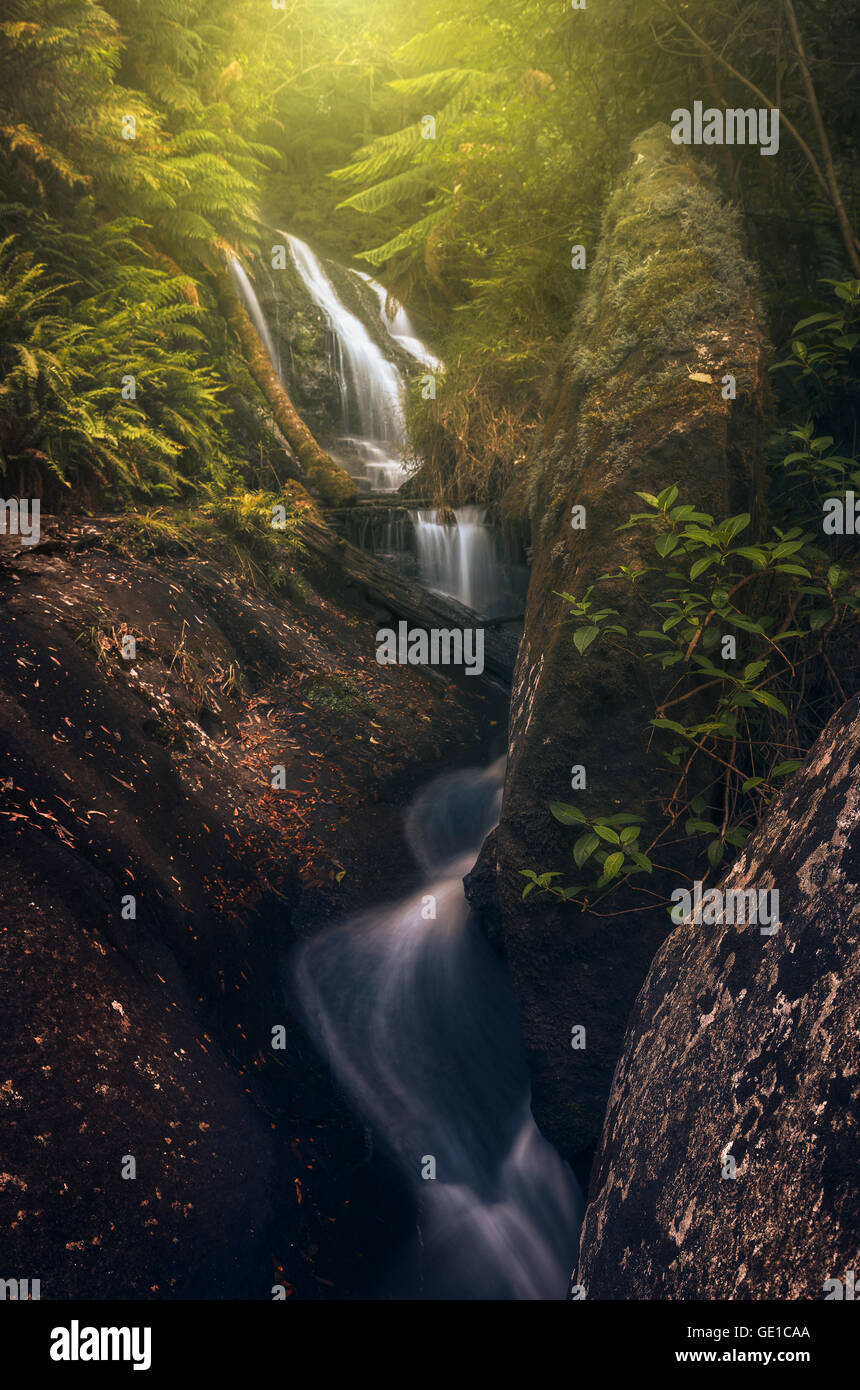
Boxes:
[292,758,582,1299]
[231,239,527,616]
[229,258,280,373]
[281,232,411,492]
[354,270,443,372]
[412,505,511,616]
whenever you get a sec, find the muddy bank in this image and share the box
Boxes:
[0,511,506,1298]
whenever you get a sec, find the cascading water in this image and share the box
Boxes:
[410,506,529,619]
[412,506,499,614]
[229,258,281,374]
[229,240,526,617]
[281,232,411,492]
[354,270,443,372]
[292,757,582,1299]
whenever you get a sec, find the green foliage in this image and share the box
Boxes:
[0,233,237,501]
[530,481,859,909]
[769,279,860,521]
[1,0,858,521]
[110,490,313,596]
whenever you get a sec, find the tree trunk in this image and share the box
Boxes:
[214,257,357,507]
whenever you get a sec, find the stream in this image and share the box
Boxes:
[236,235,580,1296]
[292,759,582,1299]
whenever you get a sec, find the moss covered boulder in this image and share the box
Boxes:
[467,126,771,1164]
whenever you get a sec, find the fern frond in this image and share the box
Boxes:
[337,165,441,214]
[359,206,451,268]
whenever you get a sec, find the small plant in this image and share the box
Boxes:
[524,459,859,909]
[304,674,375,715]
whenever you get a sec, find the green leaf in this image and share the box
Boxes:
[732,547,768,568]
[751,690,789,716]
[721,513,751,542]
[574,625,600,655]
[550,801,587,825]
[689,555,718,580]
[771,759,802,777]
[602,851,625,880]
[594,823,621,844]
[656,485,679,510]
[744,661,768,680]
[651,716,687,736]
[791,311,836,332]
[573,832,600,868]
[707,838,724,869]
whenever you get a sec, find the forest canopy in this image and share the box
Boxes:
[0,0,857,507]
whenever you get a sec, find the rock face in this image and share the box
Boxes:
[469,126,770,1161]
[576,694,860,1299]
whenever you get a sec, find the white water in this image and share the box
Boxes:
[412,505,498,614]
[409,505,528,618]
[230,240,526,617]
[281,232,411,492]
[229,258,280,374]
[354,270,443,372]
[293,758,581,1299]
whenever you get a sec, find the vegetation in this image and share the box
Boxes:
[1,0,858,907]
[524,278,860,910]
[2,1,857,509]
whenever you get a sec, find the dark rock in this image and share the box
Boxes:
[576,694,860,1299]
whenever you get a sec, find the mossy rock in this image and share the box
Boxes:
[304,456,358,507]
[478,123,772,1166]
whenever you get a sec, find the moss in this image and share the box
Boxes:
[304,674,375,715]
[532,123,765,520]
[304,455,358,507]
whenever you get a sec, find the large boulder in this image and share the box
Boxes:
[468,126,770,1161]
[576,694,860,1298]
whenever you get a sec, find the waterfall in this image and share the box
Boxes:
[229,236,446,496]
[411,506,528,618]
[292,758,582,1299]
[281,232,412,493]
[354,270,443,372]
[229,257,281,377]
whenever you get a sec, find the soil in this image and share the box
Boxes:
[0,514,508,1299]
